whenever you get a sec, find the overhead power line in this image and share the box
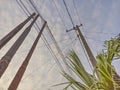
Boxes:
[72,0,82,24]
[51,0,78,50]
[17,0,64,71]
[29,0,45,21]
[51,0,94,72]
[46,25,73,74]
[51,0,67,29]
[62,0,74,26]
[26,0,73,73]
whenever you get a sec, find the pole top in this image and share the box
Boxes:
[66,24,83,32]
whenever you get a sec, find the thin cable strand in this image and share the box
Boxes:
[62,0,74,26]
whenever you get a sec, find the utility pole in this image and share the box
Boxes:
[75,25,97,68]
[67,24,99,77]
[0,14,39,78]
[0,13,35,49]
[8,21,47,90]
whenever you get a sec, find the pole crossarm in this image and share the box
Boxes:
[66,24,83,32]
[0,14,39,78]
[0,13,36,49]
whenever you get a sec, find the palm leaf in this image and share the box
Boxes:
[60,34,120,90]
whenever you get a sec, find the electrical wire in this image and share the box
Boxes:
[72,0,82,25]
[36,0,46,9]
[17,0,103,83]
[51,0,94,73]
[60,36,78,53]
[58,0,108,73]
[84,35,104,42]
[28,0,64,71]
[16,0,30,16]
[46,24,73,75]
[62,0,74,26]
[31,62,56,90]
[26,0,64,70]
[29,0,45,21]
[22,57,52,80]
[53,36,78,58]
[16,36,77,54]
[22,59,56,81]
[51,0,67,29]
[74,0,117,37]
[77,33,93,72]
[83,29,117,36]
[62,0,93,72]
[17,0,64,71]
[41,34,64,70]
[51,0,76,51]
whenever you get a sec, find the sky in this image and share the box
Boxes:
[0,0,120,90]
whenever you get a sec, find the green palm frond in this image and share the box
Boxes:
[62,71,88,90]
[61,50,100,90]
[60,34,120,90]
[67,51,94,86]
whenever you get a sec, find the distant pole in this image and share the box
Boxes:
[0,13,36,49]
[8,21,47,90]
[67,24,99,77]
[0,14,39,78]
[75,25,97,68]
[76,25,100,77]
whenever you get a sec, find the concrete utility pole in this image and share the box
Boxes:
[67,24,99,77]
[0,14,39,78]
[8,21,47,90]
[0,13,35,49]
[75,25,97,68]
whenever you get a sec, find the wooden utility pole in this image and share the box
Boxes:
[67,24,99,77]
[0,13,35,49]
[8,21,47,90]
[0,14,39,78]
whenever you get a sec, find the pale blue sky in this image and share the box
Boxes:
[0,0,120,90]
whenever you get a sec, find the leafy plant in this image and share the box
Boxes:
[60,34,120,90]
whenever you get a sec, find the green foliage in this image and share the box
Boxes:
[60,35,120,90]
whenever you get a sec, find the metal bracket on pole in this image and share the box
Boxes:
[66,24,83,32]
